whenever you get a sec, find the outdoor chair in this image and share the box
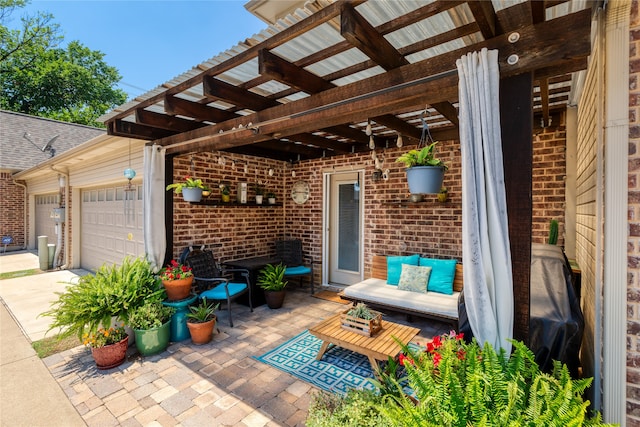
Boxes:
[275,239,314,294]
[183,246,252,327]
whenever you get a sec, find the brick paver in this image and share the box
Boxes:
[44,288,449,426]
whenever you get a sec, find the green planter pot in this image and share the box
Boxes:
[133,320,171,356]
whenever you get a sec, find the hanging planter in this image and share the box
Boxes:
[396,142,448,195]
[405,166,445,194]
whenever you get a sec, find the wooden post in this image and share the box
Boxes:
[499,72,532,344]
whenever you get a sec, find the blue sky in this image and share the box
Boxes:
[14,1,267,100]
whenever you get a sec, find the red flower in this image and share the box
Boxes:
[399,353,414,367]
[159,260,193,281]
[427,335,442,353]
[457,348,466,360]
[433,352,442,367]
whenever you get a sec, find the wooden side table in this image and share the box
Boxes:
[309,313,419,371]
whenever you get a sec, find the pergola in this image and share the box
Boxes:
[100,0,595,342]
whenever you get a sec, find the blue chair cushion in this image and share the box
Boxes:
[386,254,420,286]
[419,257,457,295]
[200,282,247,300]
[284,266,311,276]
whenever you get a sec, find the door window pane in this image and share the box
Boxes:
[338,183,359,271]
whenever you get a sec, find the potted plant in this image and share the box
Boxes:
[186,297,219,345]
[254,183,264,204]
[340,303,382,336]
[159,259,194,301]
[83,324,129,369]
[437,186,448,203]
[257,263,288,309]
[266,191,276,204]
[166,175,208,202]
[395,142,448,194]
[42,256,165,345]
[219,184,231,203]
[128,301,174,356]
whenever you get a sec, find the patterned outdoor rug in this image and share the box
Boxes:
[254,330,377,395]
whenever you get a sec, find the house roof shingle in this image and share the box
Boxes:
[0,110,105,172]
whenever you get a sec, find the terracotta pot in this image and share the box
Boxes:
[264,290,286,309]
[186,317,216,345]
[91,336,129,370]
[163,277,194,301]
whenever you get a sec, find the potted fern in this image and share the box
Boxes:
[395,142,448,194]
[257,263,288,309]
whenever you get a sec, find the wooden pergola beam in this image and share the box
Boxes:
[109,119,174,140]
[538,77,550,127]
[158,9,590,154]
[203,75,279,111]
[164,95,238,123]
[466,0,500,39]
[135,109,207,133]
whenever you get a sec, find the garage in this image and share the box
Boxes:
[35,193,60,245]
[80,184,144,272]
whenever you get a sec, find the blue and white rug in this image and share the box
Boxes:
[254,330,378,395]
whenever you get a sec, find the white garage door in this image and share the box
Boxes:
[81,185,144,272]
[35,194,59,245]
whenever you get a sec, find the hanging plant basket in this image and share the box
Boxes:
[405,166,445,194]
[181,188,203,202]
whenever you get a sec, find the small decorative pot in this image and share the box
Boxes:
[187,318,216,345]
[255,195,263,205]
[268,197,276,205]
[437,191,448,203]
[221,194,230,203]
[182,187,203,202]
[162,276,194,301]
[134,320,171,356]
[91,336,129,370]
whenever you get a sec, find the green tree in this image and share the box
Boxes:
[0,0,127,127]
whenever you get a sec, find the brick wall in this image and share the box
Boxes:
[628,1,640,424]
[532,119,567,247]
[168,130,567,282]
[167,152,287,263]
[0,173,25,248]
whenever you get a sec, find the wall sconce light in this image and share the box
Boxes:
[372,170,383,181]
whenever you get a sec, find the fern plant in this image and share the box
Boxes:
[369,333,612,427]
[42,256,165,340]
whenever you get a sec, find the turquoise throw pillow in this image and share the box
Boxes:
[398,264,432,293]
[387,254,420,285]
[419,257,457,294]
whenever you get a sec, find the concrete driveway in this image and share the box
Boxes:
[0,251,89,341]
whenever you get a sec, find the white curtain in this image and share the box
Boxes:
[456,48,514,353]
[143,144,166,272]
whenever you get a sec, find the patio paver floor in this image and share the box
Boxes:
[44,288,450,426]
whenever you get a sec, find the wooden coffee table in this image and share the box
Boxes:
[309,313,420,371]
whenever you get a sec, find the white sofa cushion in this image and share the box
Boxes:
[343,278,460,320]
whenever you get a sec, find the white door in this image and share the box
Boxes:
[35,194,59,245]
[327,171,363,285]
[81,185,144,271]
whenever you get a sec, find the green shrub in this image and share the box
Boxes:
[128,301,174,330]
[306,390,391,427]
[257,263,287,291]
[42,256,165,340]
[308,332,613,427]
